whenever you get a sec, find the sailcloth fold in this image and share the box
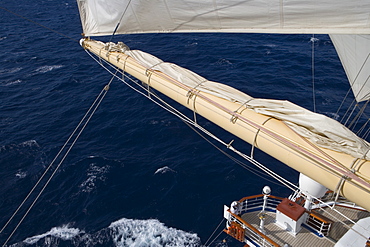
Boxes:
[126,48,370,160]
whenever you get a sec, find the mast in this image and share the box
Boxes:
[81,38,370,211]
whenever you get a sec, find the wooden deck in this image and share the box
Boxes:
[241,206,370,247]
[314,205,370,242]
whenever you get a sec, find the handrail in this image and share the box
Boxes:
[239,194,284,202]
[309,210,333,224]
[229,210,280,247]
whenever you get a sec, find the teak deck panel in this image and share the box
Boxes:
[241,206,370,247]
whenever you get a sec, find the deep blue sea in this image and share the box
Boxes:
[0,1,366,246]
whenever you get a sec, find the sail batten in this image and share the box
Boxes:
[77,0,370,36]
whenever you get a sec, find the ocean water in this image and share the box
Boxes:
[0,1,366,246]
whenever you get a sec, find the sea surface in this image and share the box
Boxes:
[0,1,366,246]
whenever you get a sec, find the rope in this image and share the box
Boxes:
[204,218,225,246]
[311,35,316,113]
[343,102,358,127]
[336,87,353,121]
[1,75,116,246]
[348,100,369,130]
[108,0,133,42]
[357,118,370,137]
[205,229,227,246]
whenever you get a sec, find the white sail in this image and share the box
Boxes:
[330,34,370,102]
[77,0,370,36]
[77,0,370,101]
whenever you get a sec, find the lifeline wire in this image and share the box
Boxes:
[204,218,225,246]
[1,75,116,246]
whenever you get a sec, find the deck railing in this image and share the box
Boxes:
[225,194,283,247]
[227,212,279,247]
[239,194,283,214]
[306,212,332,236]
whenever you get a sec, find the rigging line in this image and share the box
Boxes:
[108,0,133,42]
[341,97,357,124]
[336,86,353,121]
[182,116,284,186]
[204,218,225,246]
[311,35,316,113]
[0,82,108,235]
[364,128,370,141]
[356,117,370,137]
[0,6,78,43]
[343,102,358,127]
[206,228,226,247]
[348,100,369,130]
[2,76,116,247]
[86,50,287,186]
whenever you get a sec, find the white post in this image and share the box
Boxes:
[304,195,312,210]
[259,186,271,233]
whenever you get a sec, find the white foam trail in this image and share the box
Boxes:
[23,225,81,245]
[154,166,175,174]
[20,140,39,148]
[79,163,110,193]
[15,171,27,179]
[109,218,201,246]
[19,218,201,246]
[4,79,22,86]
[34,65,64,74]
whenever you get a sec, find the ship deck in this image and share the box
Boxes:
[241,205,370,246]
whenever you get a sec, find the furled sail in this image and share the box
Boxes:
[77,0,370,36]
[330,34,370,102]
[126,47,370,160]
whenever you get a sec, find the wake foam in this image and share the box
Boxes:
[109,218,200,246]
[23,225,81,245]
[34,65,64,74]
[78,163,110,193]
[17,218,201,246]
[154,166,175,174]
